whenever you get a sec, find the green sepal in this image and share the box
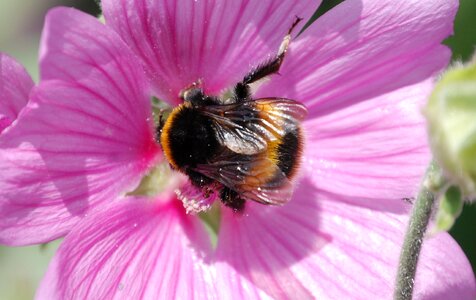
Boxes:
[434,185,464,232]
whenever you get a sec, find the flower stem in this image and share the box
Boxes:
[394,163,444,300]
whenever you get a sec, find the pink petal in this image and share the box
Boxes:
[0,53,33,132]
[0,8,160,246]
[301,80,432,211]
[36,197,217,299]
[102,0,320,105]
[37,196,276,299]
[256,0,457,118]
[215,177,476,299]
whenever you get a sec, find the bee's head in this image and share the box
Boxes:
[182,88,205,107]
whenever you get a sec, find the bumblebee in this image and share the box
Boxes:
[158,18,307,211]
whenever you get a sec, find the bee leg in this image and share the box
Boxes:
[233,16,302,100]
[220,187,245,212]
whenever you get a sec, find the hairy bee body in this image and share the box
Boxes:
[159,97,305,211]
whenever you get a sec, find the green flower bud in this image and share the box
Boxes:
[425,58,476,199]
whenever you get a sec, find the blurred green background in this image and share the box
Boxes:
[0,0,475,299]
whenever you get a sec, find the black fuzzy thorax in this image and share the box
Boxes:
[167,106,219,169]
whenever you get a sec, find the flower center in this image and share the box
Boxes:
[127,163,179,197]
[129,161,222,247]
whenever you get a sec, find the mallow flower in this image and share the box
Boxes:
[1,0,475,299]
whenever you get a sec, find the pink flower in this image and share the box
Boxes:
[0,53,33,133]
[1,0,475,299]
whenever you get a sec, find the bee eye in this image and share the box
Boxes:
[183,88,204,105]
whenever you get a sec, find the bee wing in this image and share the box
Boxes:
[202,98,307,155]
[194,150,294,205]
